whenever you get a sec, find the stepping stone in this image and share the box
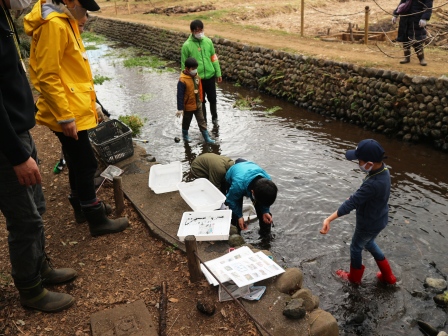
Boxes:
[91,299,157,336]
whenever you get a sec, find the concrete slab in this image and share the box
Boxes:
[90,299,157,336]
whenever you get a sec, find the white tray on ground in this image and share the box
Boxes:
[177,210,232,241]
[148,161,182,194]
[178,178,226,211]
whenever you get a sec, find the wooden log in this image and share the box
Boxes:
[364,6,370,45]
[159,281,167,336]
[185,235,202,283]
[113,176,125,216]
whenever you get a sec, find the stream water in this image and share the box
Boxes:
[87,40,448,335]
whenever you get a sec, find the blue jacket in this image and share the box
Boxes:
[337,164,391,233]
[225,161,271,218]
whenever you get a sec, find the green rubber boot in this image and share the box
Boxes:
[18,281,74,313]
[40,258,77,285]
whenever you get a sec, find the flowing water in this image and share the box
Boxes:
[88,40,448,335]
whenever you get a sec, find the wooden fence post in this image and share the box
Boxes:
[114,0,117,15]
[364,6,370,45]
[113,176,125,216]
[185,235,202,283]
[301,0,305,37]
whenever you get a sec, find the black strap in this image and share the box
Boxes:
[1,0,21,45]
[66,18,81,49]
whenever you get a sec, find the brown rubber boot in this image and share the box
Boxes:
[83,202,128,237]
[400,49,411,64]
[18,281,74,313]
[40,258,77,285]
[417,51,427,66]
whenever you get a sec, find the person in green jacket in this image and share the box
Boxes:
[181,20,222,126]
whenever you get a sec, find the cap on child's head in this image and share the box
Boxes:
[345,139,385,163]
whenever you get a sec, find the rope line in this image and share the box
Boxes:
[371,0,448,17]
[309,4,365,16]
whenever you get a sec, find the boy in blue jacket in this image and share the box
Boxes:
[320,139,397,285]
[225,160,278,237]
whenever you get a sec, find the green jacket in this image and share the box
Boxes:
[181,34,222,80]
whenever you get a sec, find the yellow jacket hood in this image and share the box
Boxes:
[25,0,98,133]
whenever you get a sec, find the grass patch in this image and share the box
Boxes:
[139,93,154,102]
[81,32,107,43]
[123,55,167,68]
[85,45,99,51]
[93,74,112,85]
[265,106,282,114]
[233,94,263,110]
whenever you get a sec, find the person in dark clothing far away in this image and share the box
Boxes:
[392,0,433,66]
[320,139,397,285]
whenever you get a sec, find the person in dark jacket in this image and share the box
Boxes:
[320,139,397,285]
[0,0,76,312]
[392,0,433,66]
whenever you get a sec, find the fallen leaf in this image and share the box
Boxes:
[168,298,179,303]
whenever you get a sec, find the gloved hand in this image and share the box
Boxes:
[175,110,183,118]
[419,19,427,27]
[392,16,397,24]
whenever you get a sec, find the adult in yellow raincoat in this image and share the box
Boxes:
[24,0,128,237]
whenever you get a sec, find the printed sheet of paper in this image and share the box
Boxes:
[221,251,285,287]
[200,246,254,286]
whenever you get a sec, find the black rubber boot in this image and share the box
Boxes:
[83,202,128,237]
[41,258,77,285]
[69,196,112,224]
[417,51,427,66]
[17,281,74,313]
[400,49,411,64]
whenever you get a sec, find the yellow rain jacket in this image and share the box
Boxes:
[24,0,97,132]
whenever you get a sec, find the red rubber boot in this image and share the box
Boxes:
[336,265,365,284]
[376,258,397,284]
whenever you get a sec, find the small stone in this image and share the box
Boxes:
[434,291,448,307]
[197,298,215,316]
[283,298,306,320]
[174,137,180,143]
[228,234,245,247]
[425,277,447,292]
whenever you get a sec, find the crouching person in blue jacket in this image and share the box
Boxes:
[224,160,278,238]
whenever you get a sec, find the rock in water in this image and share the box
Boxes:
[174,137,180,143]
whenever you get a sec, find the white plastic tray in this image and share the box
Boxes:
[178,178,226,211]
[177,210,232,241]
[148,161,182,194]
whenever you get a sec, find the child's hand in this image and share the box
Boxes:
[175,110,183,118]
[320,219,331,234]
[238,217,248,231]
[262,213,272,224]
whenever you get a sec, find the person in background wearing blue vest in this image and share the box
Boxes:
[225,160,278,238]
[320,139,397,285]
[181,19,222,126]
[176,57,215,144]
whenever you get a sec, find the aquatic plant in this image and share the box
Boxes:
[233,94,263,110]
[93,74,112,85]
[118,114,145,137]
